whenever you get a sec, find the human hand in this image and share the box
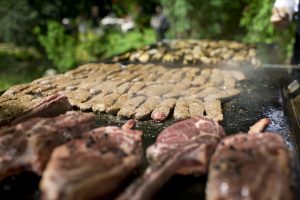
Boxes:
[270,7,291,30]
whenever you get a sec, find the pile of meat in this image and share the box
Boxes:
[0,63,245,125]
[118,118,294,200]
[0,107,143,200]
[113,39,260,67]
[0,98,294,200]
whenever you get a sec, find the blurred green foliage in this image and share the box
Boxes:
[35,21,78,72]
[104,29,156,58]
[161,0,294,62]
[161,0,246,39]
[0,0,89,46]
[0,44,47,91]
[34,21,155,72]
[0,0,298,90]
[160,0,192,38]
[240,0,295,62]
[0,0,38,46]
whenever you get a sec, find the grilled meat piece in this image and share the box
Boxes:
[1,62,245,122]
[76,92,106,112]
[92,93,121,112]
[206,69,224,87]
[187,98,204,117]
[40,121,143,200]
[65,90,92,107]
[173,98,190,120]
[206,118,293,200]
[117,116,225,200]
[229,70,246,81]
[158,70,176,82]
[204,100,223,121]
[180,87,201,97]
[163,81,190,99]
[127,82,146,96]
[169,70,184,83]
[138,84,173,97]
[134,96,161,120]
[191,69,211,86]
[204,88,240,101]
[1,83,31,97]
[107,94,129,115]
[220,70,236,89]
[0,111,95,181]
[193,87,221,99]
[113,82,132,94]
[0,93,72,126]
[151,98,177,121]
[118,96,146,118]
[89,80,124,95]
[113,39,260,67]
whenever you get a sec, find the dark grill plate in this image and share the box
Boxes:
[0,67,299,200]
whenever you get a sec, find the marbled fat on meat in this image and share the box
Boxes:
[0,111,96,181]
[41,123,143,200]
[118,116,225,200]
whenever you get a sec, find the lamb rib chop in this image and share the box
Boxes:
[0,93,72,126]
[117,116,225,200]
[206,118,293,200]
[40,120,143,200]
[0,111,95,181]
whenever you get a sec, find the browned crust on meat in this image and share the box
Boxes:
[187,98,204,117]
[204,100,223,121]
[106,94,129,115]
[117,96,146,118]
[173,98,190,120]
[151,98,177,121]
[134,96,161,120]
[204,88,240,101]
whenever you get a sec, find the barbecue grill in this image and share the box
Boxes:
[0,47,300,199]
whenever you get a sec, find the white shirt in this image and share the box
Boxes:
[274,0,299,13]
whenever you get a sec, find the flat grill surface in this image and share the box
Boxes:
[0,67,298,200]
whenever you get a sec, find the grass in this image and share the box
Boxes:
[0,43,48,91]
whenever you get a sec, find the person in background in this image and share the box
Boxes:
[270,0,300,64]
[150,5,170,41]
[76,11,88,41]
[91,5,102,36]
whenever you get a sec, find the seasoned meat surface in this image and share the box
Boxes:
[206,132,293,200]
[41,123,143,200]
[118,116,225,200]
[1,62,245,122]
[113,39,260,67]
[0,111,95,181]
[0,93,72,126]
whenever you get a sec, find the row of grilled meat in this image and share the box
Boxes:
[113,39,260,67]
[0,94,293,200]
[0,63,245,125]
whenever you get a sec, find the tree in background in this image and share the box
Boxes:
[0,0,38,46]
[160,0,192,38]
[0,0,110,46]
[0,0,296,65]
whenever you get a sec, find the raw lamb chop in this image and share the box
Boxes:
[117,116,225,200]
[40,120,143,200]
[0,111,95,181]
[206,118,293,200]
